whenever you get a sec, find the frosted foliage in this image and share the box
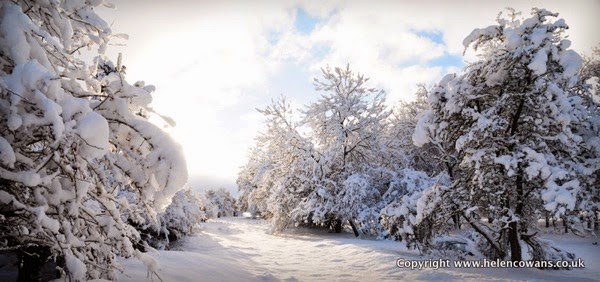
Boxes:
[94,56,188,217]
[0,0,187,280]
[337,173,381,234]
[341,174,371,215]
[65,253,87,281]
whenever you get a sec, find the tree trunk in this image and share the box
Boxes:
[453,213,461,229]
[545,215,550,228]
[348,219,360,237]
[563,216,568,234]
[508,168,524,262]
[508,221,522,262]
[504,100,526,262]
[18,245,61,282]
[332,219,342,233]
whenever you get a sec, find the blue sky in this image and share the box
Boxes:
[295,8,320,34]
[98,0,600,195]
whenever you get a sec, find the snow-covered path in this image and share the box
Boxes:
[197,217,412,281]
[119,217,600,281]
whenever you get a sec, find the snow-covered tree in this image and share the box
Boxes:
[260,98,318,231]
[299,65,391,236]
[236,146,271,217]
[237,96,320,232]
[387,86,447,175]
[414,8,591,262]
[577,45,600,232]
[0,1,187,280]
[94,56,188,242]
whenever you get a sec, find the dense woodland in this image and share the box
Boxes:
[0,0,598,281]
[237,7,600,266]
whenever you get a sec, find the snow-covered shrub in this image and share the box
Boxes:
[0,1,187,280]
[268,148,318,232]
[237,145,276,219]
[205,188,236,218]
[335,173,383,236]
[430,232,483,260]
[380,169,449,247]
[236,147,265,216]
[160,189,206,243]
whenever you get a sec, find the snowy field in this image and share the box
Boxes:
[119,217,600,282]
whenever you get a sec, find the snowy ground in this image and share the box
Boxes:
[119,217,600,281]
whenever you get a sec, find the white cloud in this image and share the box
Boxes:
[268,1,453,103]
